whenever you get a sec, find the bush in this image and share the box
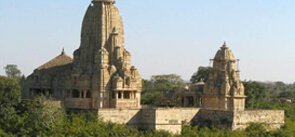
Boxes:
[245,123,268,137]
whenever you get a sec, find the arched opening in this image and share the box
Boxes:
[123,91,130,99]
[33,88,42,97]
[72,89,80,98]
[187,96,194,107]
[86,90,92,98]
[118,91,122,99]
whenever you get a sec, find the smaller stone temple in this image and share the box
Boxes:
[202,43,246,111]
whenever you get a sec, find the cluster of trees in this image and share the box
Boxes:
[1,65,294,136]
[3,64,22,80]
[181,121,295,137]
[141,74,185,107]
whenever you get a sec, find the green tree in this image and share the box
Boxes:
[190,66,211,83]
[279,91,295,99]
[243,81,269,109]
[0,129,10,137]
[142,74,185,106]
[245,123,268,137]
[3,64,21,79]
[0,76,21,134]
[150,74,184,93]
[19,98,65,136]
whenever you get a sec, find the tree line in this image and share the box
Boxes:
[0,65,294,136]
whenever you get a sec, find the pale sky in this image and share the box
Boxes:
[0,0,295,83]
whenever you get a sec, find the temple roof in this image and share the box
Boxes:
[37,49,73,70]
[214,42,236,61]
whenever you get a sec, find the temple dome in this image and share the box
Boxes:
[37,49,72,70]
[214,42,236,61]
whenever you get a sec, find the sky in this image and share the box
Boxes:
[0,0,295,83]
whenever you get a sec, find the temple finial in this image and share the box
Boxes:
[223,41,227,47]
[61,48,65,55]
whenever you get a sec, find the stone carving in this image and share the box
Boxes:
[22,0,142,109]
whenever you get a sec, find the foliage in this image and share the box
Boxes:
[3,64,21,80]
[0,129,10,137]
[181,125,247,137]
[279,91,295,99]
[190,66,211,83]
[141,90,163,106]
[243,81,270,109]
[0,76,21,105]
[141,74,185,106]
[150,74,184,92]
[245,123,268,137]
[0,76,22,134]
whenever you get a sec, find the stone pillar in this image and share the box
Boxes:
[100,92,104,108]
[225,98,228,110]
[193,97,197,107]
[79,90,82,98]
[184,97,188,107]
[137,92,141,108]
[127,91,130,99]
[121,92,124,99]
[45,89,49,97]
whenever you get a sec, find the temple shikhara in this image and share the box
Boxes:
[22,0,142,109]
[22,0,285,134]
[202,43,246,111]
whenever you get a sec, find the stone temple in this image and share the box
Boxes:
[22,0,142,109]
[22,0,285,134]
[202,43,246,111]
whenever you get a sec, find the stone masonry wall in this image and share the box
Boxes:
[154,108,200,134]
[97,108,284,134]
[97,108,199,134]
[98,109,141,125]
[232,110,285,130]
[195,109,234,128]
